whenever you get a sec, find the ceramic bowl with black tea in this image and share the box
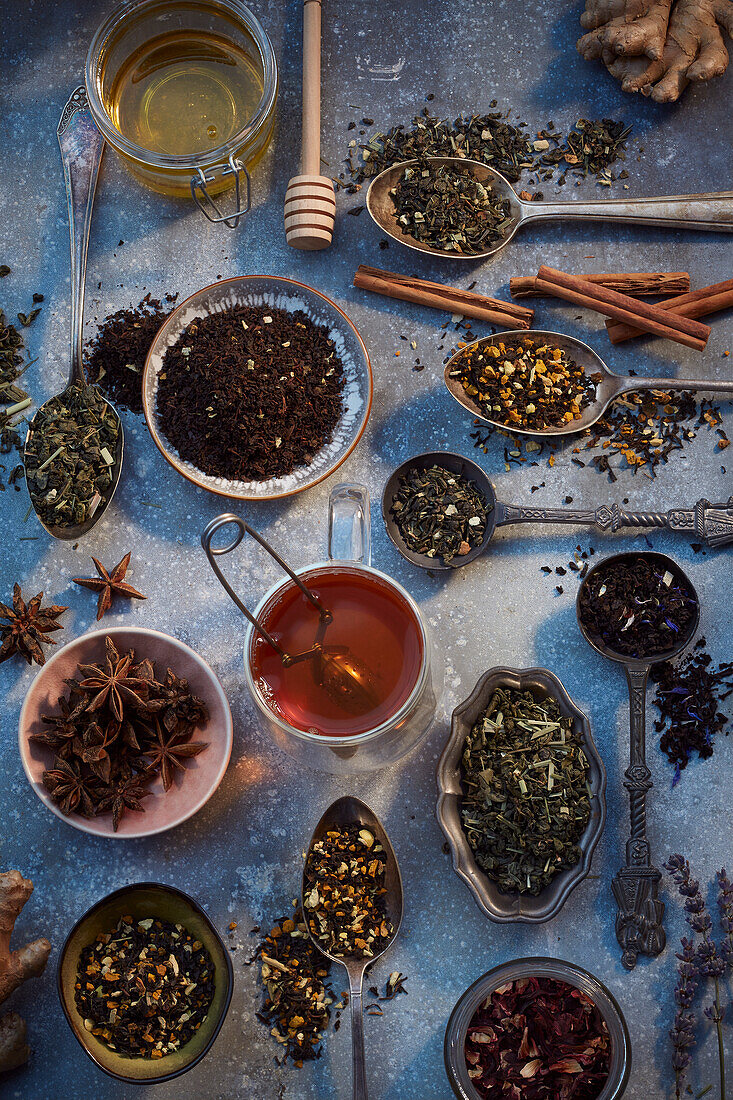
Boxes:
[57,882,233,1084]
[436,666,606,923]
[444,957,631,1100]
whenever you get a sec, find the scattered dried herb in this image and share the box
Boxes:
[74,914,215,1058]
[38,636,208,829]
[0,583,67,665]
[464,976,611,1098]
[255,908,337,1066]
[85,293,177,414]
[304,824,394,958]
[156,305,345,482]
[651,638,733,784]
[390,463,490,561]
[578,557,697,659]
[73,551,147,620]
[540,545,594,586]
[24,381,120,529]
[392,160,512,253]
[461,687,591,895]
[449,338,600,430]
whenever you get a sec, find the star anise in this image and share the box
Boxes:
[148,669,209,734]
[30,695,88,757]
[73,721,119,784]
[143,717,209,791]
[73,551,147,620]
[42,756,98,818]
[96,773,151,831]
[0,583,67,665]
[77,637,152,722]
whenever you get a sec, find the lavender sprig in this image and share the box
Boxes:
[670,937,700,1100]
[717,869,733,968]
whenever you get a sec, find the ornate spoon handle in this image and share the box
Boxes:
[494,498,733,547]
[612,666,665,970]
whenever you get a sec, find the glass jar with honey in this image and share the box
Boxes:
[85,0,278,226]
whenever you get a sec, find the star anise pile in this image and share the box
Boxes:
[37,636,209,830]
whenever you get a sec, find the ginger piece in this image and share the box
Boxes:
[0,872,51,1072]
[578,0,733,100]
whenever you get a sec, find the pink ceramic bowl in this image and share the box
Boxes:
[19,627,233,838]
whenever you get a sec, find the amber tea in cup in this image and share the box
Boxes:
[250,567,424,738]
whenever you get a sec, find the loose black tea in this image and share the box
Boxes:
[24,382,120,529]
[86,293,177,414]
[461,687,591,895]
[449,338,600,430]
[303,823,394,958]
[74,914,215,1057]
[390,464,490,561]
[651,638,733,784]
[578,557,697,659]
[38,636,209,829]
[156,305,346,482]
[392,161,512,254]
[464,976,611,1099]
[255,908,337,1066]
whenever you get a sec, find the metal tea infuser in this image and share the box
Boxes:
[576,551,700,970]
[201,514,380,712]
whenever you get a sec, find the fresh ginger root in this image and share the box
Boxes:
[578,0,733,100]
[0,872,51,1072]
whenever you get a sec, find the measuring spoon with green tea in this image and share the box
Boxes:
[444,330,733,437]
[366,156,733,260]
[302,797,403,1100]
[382,450,733,572]
[23,88,123,540]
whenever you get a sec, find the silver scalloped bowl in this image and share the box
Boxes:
[143,276,373,501]
[437,665,606,923]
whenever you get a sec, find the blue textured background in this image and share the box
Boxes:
[1,1,732,1097]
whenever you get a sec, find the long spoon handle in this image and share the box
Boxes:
[617,375,733,398]
[57,87,104,386]
[348,969,369,1100]
[611,666,665,971]
[519,191,733,232]
[494,498,733,547]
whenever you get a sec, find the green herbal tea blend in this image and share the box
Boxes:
[1,307,33,491]
[578,556,697,659]
[24,381,120,529]
[304,823,394,958]
[392,161,513,253]
[74,915,215,1058]
[461,687,591,895]
[155,305,346,482]
[390,464,490,561]
[86,293,177,414]
[449,338,600,430]
[38,635,209,830]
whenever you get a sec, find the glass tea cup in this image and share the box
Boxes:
[201,485,440,773]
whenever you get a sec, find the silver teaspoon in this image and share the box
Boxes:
[23,88,123,540]
[366,156,733,260]
[444,329,733,437]
[302,797,403,1100]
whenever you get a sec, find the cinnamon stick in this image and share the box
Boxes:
[511,271,690,299]
[353,265,534,328]
[605,278,733,343]
[534,266,710,352]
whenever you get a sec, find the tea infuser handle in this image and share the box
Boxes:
[57,87,104,386]
[611,665,666,970]
[190,156,251,229]
[519,190,733,232]
[348,970,369,1100]
[328,484,371,565]
[201,513,331,660]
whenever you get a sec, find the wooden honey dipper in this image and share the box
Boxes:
[284,0,336,249]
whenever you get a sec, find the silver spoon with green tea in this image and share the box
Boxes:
[366,156,733,260]
[302,797,403,1100]
[24,88,123,540]
[444,329,733,437]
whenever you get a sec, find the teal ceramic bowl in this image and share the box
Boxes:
[57,882,233,1083]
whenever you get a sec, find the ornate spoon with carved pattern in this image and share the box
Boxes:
[576,551,700,971]
[382,450,733,572]
[444,329,733,438]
